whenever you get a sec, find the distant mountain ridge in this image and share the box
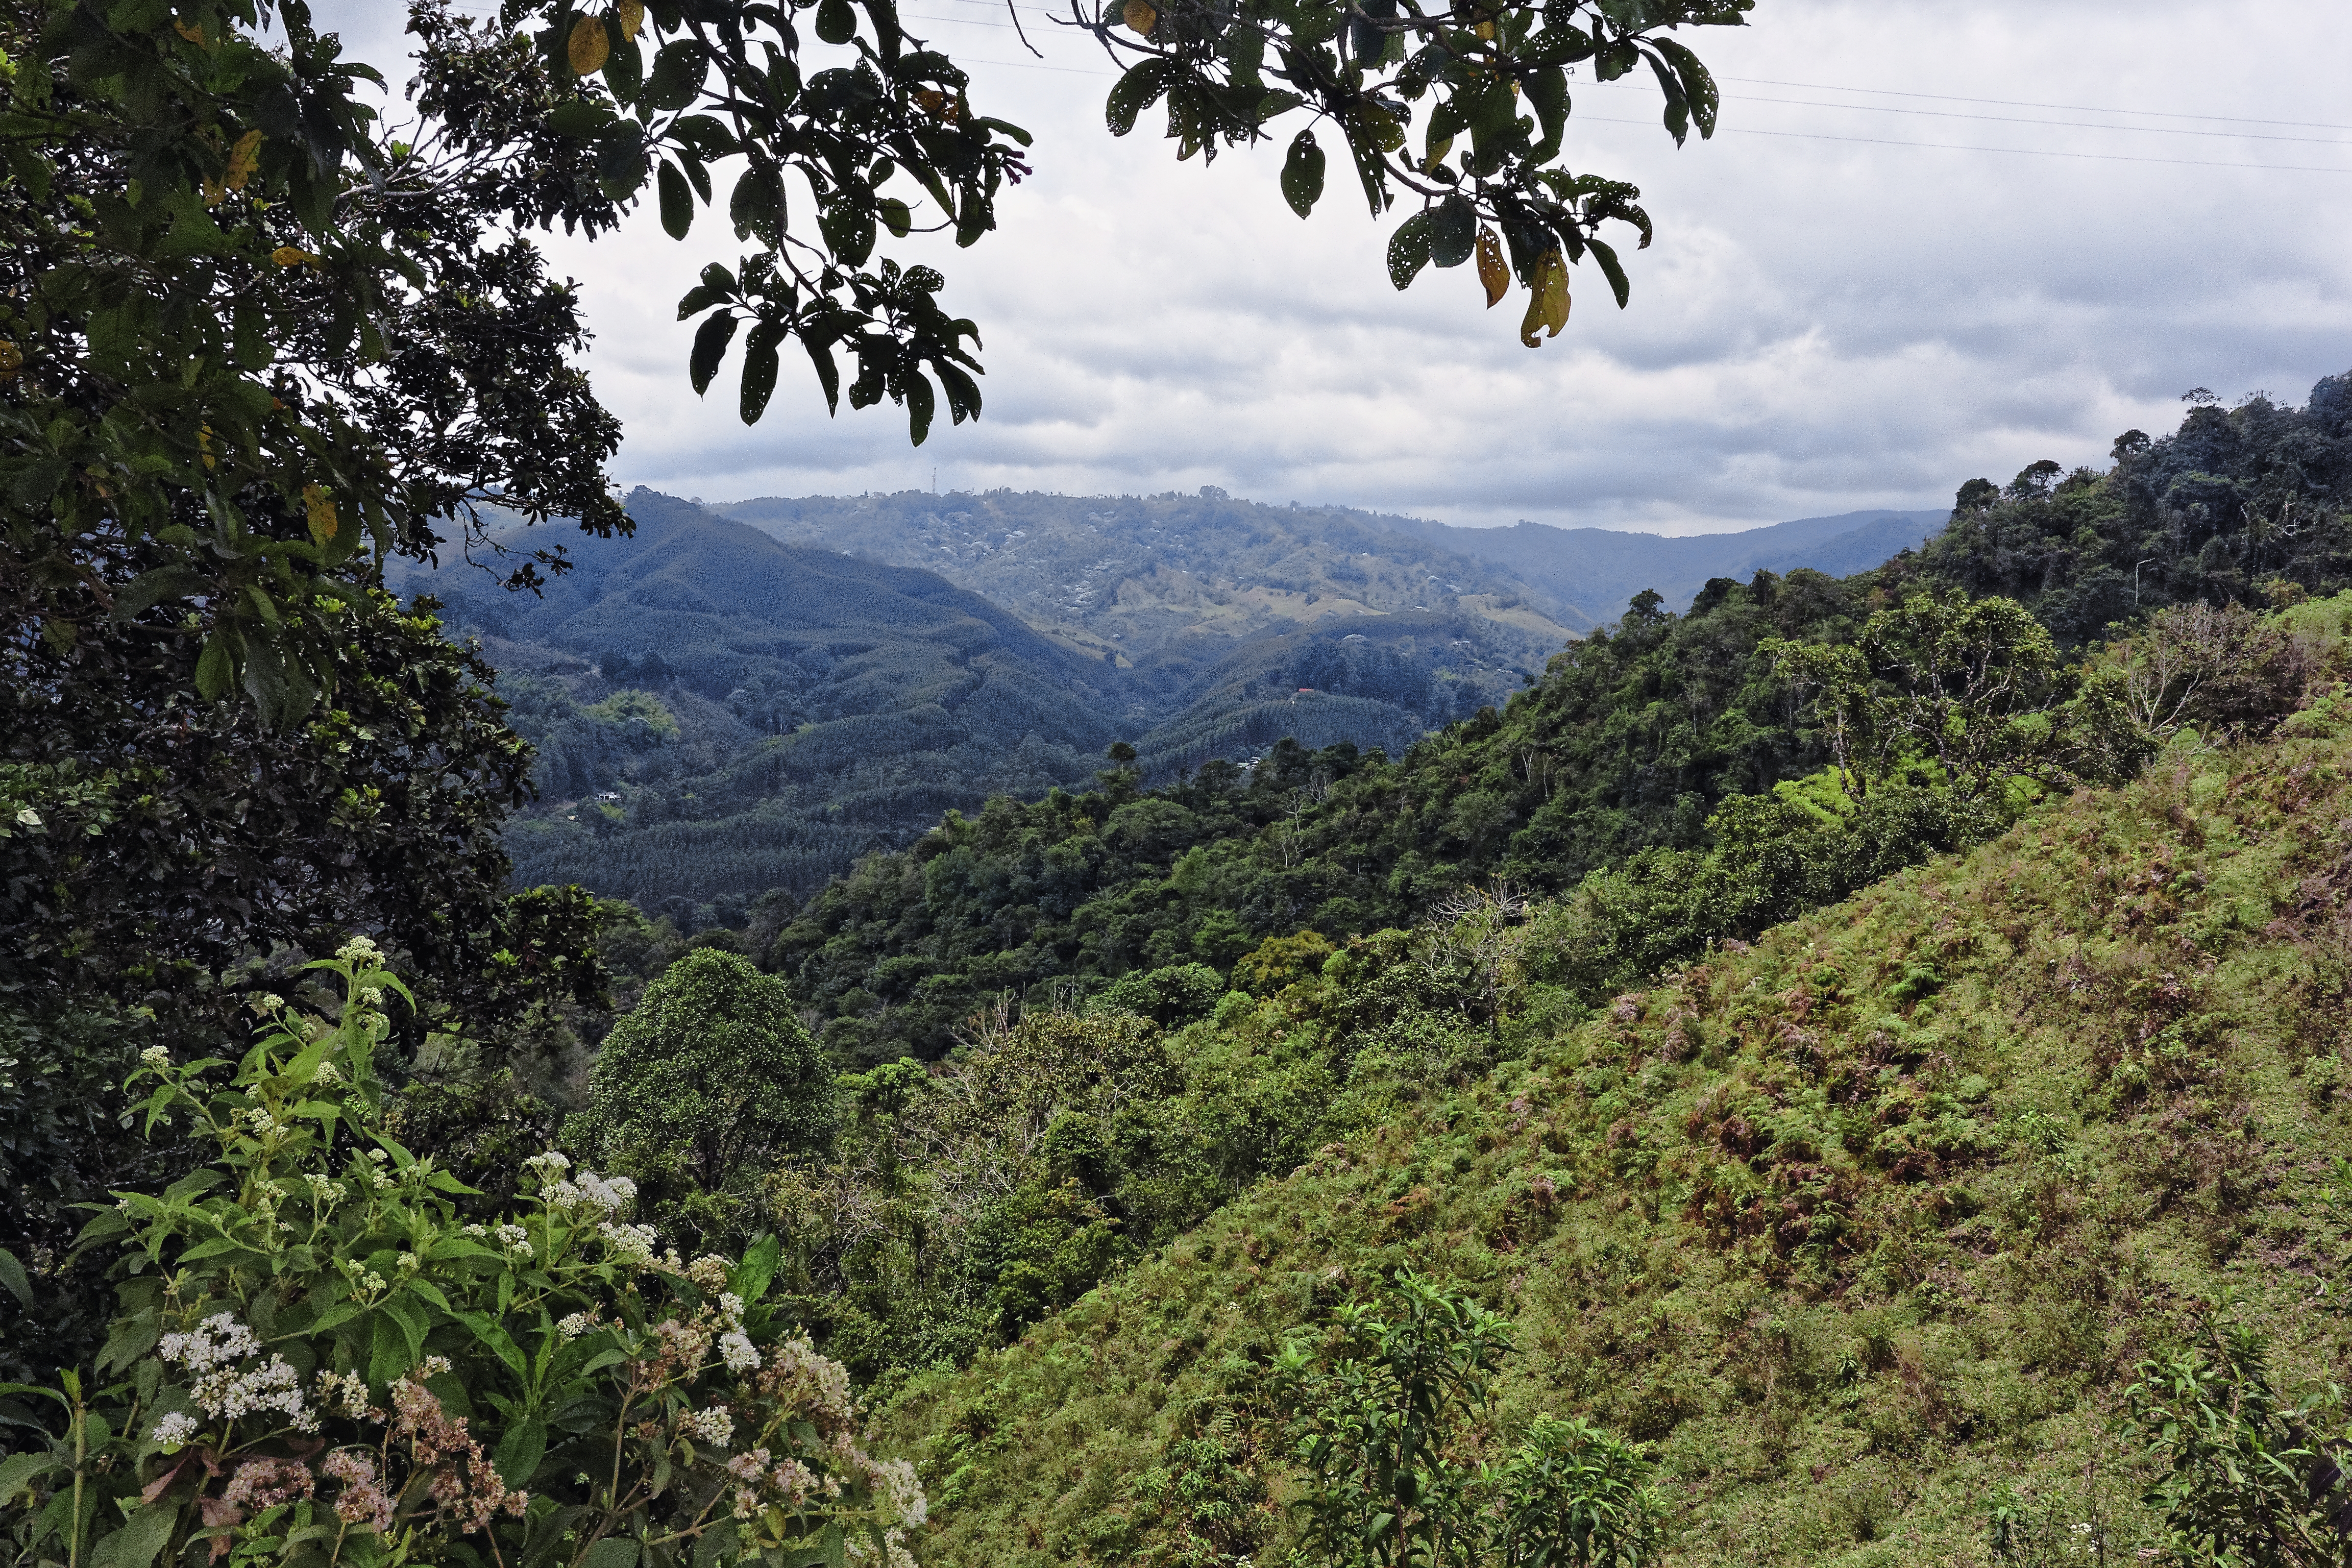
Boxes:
[714,489,1947,645]
[1383,508,1949,624]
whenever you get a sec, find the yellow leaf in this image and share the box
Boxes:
[1539,247,1570,335]
[174,19,206,44]
[227,130,264,192]
[569,13,610,75]
[1122,0,1157,32]
[1475,227,1507,309]
[271,246,318,268]
[0,340,21,381]
[1517,247,1569,346]
[618,0,645,38]
[303,483,337,544]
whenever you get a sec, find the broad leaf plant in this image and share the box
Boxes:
[0,942,922,1568]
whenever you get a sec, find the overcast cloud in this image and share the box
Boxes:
[331,1,2352,532]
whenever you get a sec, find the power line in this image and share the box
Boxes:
[1590,80,2352,148]
[1576,113,2352,175]
[1717,75,2352,136]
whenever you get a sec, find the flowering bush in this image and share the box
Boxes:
[0,942,922,1568]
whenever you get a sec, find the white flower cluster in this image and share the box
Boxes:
[599,1221,659,1267]
[524,1150,571,1179]
[556,1311,597,1340]
[686,1254,731,1290]
[493,1223,533,1259]
[149,1411,200,1449]
[158,1312,261,1372]
[680,1407,734,1446]
[246,1107,281,1136]
[362,1149,393,1190]
[872,1457,927,1531]
[190,1352,313,1433]
[248,992,284,1016]
[311,1060,342,1086]
[720,1332,760,1374]
[546,1170,637,1217]
[306,1174,342,1204]
[315,1368,375,1419]
[335,935,382,964]
[139,1045,171,1071]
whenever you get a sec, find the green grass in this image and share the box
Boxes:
[874,712,2352,1566]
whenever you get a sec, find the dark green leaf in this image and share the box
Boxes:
[493,1418,547,1488]
[1430,194,1475,268]
[729,162,785,246]
[1585,235,1631,308]
[193,632,235,702]
[904,372,936,446]
[740,320,786,425]
[1105,59,1175,138]
[805,338,842,415]
[732,1234,782,1303]
[0,1250,28,1310]
[815,0,857,44]
[689,312,739,396]
[1386,210,1433,290]
[647,41,704,110]
[657,161,694,239]
[1652,38,1719,138]
[88,1503,175,1568]
[580,1540,638,1568]
[1280,130,1325,218]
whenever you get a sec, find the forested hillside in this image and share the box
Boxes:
[770,564,1889,1064]
[734,379,2352,1063]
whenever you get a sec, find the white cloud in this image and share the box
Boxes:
[324,0,2352,533]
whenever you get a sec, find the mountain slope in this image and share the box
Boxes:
[712,489,1586,685]
[874,694,2352,1567]
[394,491,1128,908]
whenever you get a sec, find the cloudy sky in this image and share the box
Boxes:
[331,1,2352,533]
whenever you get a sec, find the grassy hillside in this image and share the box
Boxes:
[872,691,2352,1566]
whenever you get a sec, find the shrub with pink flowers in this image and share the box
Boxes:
[0,943,920,1568]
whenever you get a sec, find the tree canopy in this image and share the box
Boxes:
[571,948,837,1196]
[2,0,1744,720]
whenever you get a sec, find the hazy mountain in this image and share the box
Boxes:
[1382,508,1950,624]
